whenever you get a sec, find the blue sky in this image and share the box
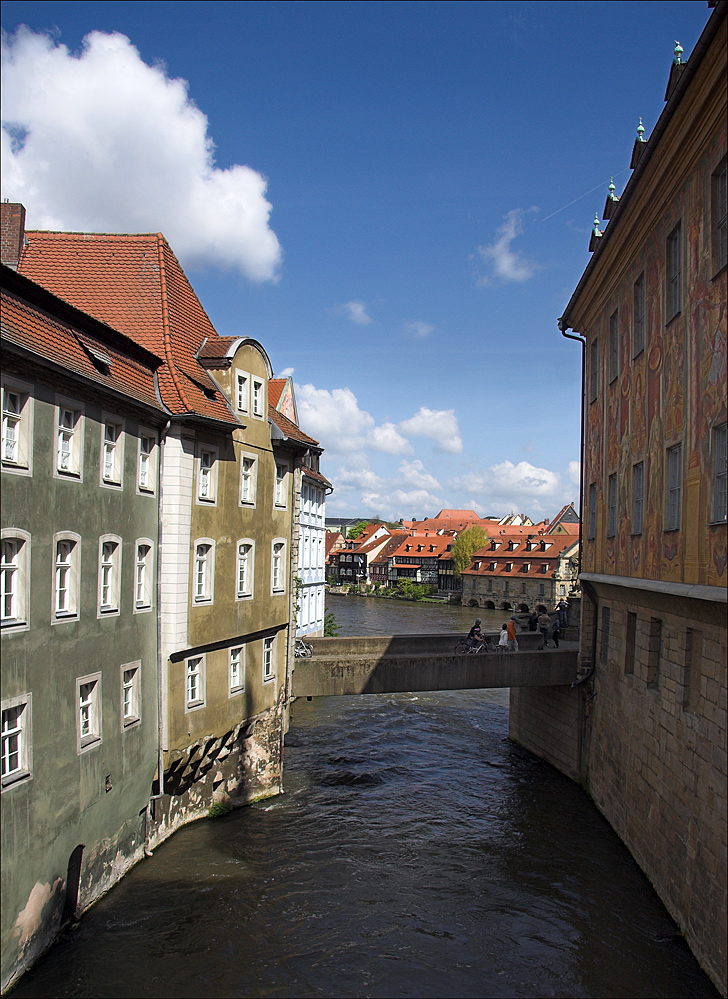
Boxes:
[1,1,711,521]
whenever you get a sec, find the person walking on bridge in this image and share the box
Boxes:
[538,610,551,648]
[552,615,560,649]
[507,617,519,652]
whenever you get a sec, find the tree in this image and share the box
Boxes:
[347,520,369,539]
[450,525,489,577]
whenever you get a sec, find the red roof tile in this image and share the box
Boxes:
[17,230,238,424]
[1,276,164,414]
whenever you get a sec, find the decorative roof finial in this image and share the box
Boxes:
[592,213,602,236]
[673,40,683,65]
[609,177,616,197]
[636,117,645,141]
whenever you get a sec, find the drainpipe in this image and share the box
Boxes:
[558,319,586,577]
[146,419,170,854]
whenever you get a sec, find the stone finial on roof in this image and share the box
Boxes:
[588,213,604,253]
[603,177,620,219]
[630,117,647,168]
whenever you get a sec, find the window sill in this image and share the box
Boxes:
[630,531,643,537]
[1,461,31,474]
[229,686,245,696]
[53,611,78,622]
[662,527,681,534]
[1,770,31,790]
[2,617,28,629]
[99,605,119,615]
[79,736,101,753]
[56,469,81,479]
[123,716,141,730]
[712,262,727,281]
[632,349,645,361]
[185,699,205,711]
[193,597,212,605]
[664,311,682,328]
[707,519,727,527]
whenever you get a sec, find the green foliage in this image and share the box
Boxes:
[395,579,437,601]
[324,610,340,636]
[450,525,489,577]
[208,800,232,819]
[347,520,369,539]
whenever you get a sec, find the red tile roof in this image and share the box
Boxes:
[2,269,164,414]
[268,378,285,409]
[269,405,320,446]
[17,230,238,424]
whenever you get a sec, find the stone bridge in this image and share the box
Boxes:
[292,634,579,697]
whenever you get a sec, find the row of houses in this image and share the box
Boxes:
[327,504,580,610]
[0,204,330,992]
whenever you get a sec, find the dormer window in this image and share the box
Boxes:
[505,562,513,572]
[489,562,497,572]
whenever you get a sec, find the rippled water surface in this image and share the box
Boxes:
[12,598,718,998]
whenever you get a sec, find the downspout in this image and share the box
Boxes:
[146,418,171,854]
[559,319,586,577]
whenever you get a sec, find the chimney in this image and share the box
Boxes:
[1,202,26,270]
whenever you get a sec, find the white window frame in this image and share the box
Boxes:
[262,636,275,684]
[239,452,257,507]
[196,443,219,505]
[234,369,250,414]
[1,530,30,633]
[185,655,206,711]
[77,672,102,753]
[53,531,81,623]
[236,539,255,600]
[252,378,265,419]
[274,460,289,509]
[134,539,154,613]
[193,539,215,605]
[1,694,32,789]
[713,423,727,523]
[666,444,682,530]
[1,377,33,475]
[98,535,122,617]
[229,646,245,695]
[100,414,124,488]
[271,538,286,595]
[120,661,141,730]
[137,428,158,495]
[55,396,84,479]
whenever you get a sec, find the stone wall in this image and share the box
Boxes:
[509,585,727,995]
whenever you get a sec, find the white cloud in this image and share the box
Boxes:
[360,488,441,520]
[477,208,536,285]
[397,459,441,490]
[568,460,581,486]
[366,422,413,454]
[399,407,463,453]
[405,320,434,338]
[1,28,281,281]
[334,457,383,492]
[296,383,412,456]
[296,384,374,452]
[340,300,372,325]
[277,366,294,378]
[451,459,568,516]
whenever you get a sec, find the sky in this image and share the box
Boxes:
[0,1,712,522]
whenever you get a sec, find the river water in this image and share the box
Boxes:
[12,596,718,998]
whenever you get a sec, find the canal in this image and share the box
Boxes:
[11,596,718,998]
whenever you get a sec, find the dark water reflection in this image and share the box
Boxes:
[11,598,718,999]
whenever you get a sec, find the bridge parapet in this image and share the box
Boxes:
[306,632,545,658]
[292,646,578,697]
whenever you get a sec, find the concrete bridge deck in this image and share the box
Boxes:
[292,634,579,697]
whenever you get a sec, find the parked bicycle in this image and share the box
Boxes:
[294,638,314,658]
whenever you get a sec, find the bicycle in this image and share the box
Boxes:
[294,638,314,658]
[455,636,487,655]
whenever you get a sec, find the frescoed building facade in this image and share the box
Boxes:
[558,7,727,990]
